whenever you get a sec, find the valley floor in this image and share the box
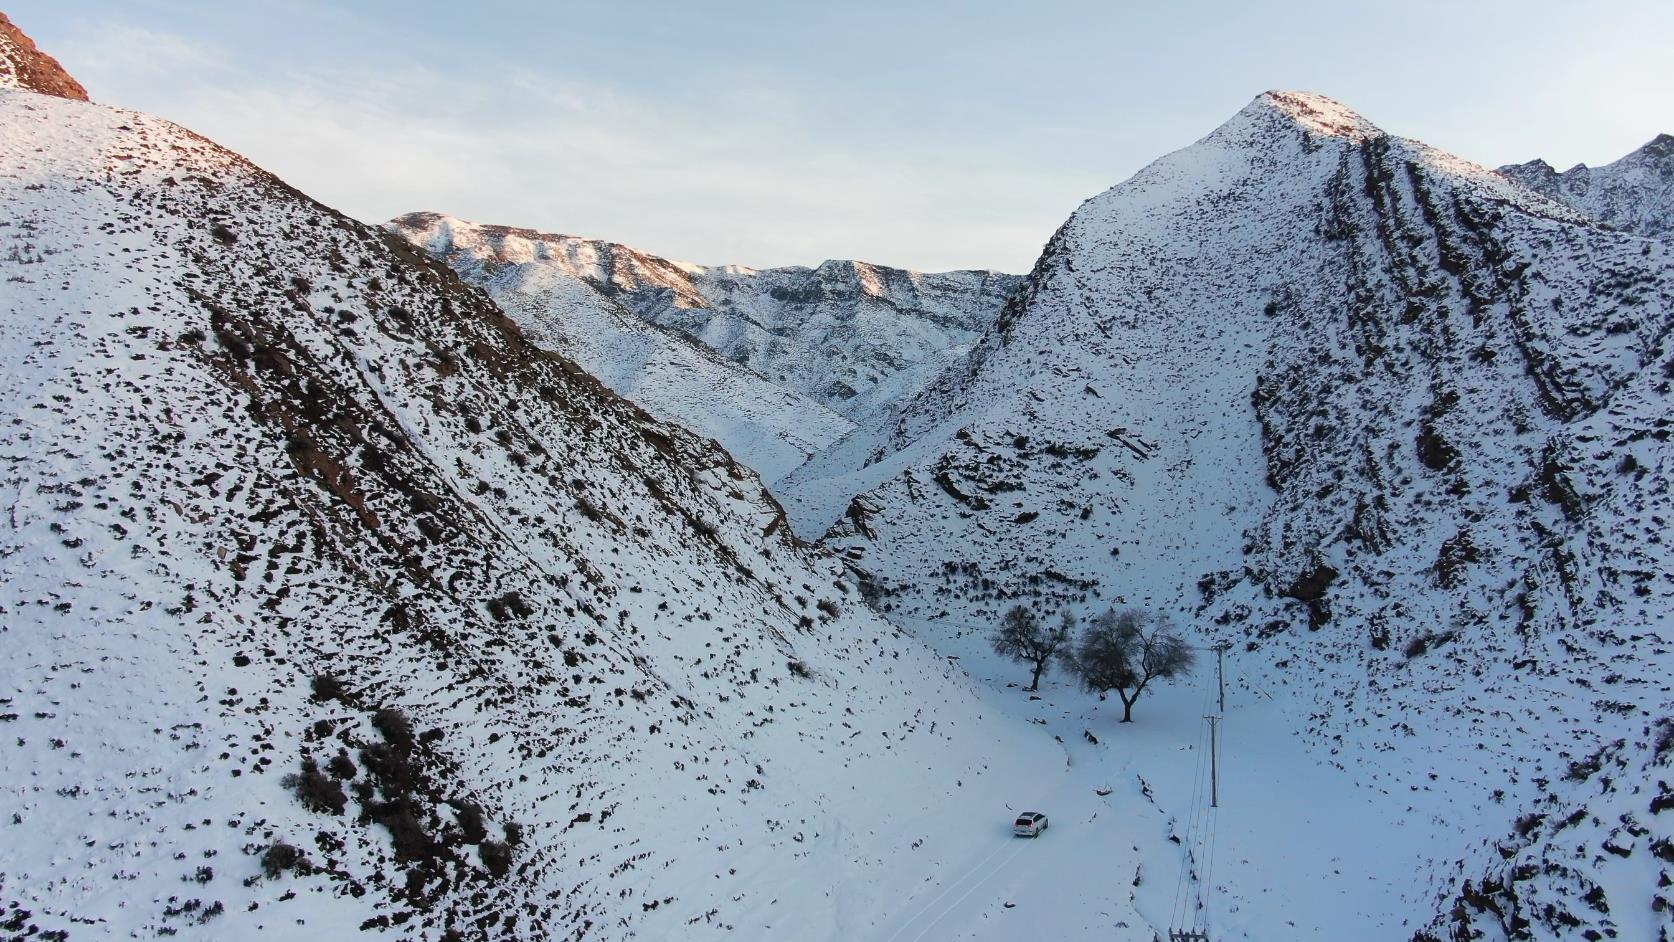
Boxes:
[848,614,1460,942]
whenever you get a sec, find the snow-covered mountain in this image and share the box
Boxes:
[1499,133,1674,238]
[386,212,1021,422]
[782,91,1674,940]
[385,213,855,483]
[0,52,1079,942]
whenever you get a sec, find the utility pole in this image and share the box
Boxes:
[1204,714,1220,808]
[1212,641,1232,714]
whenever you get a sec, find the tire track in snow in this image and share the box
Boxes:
[875,834,1031,942]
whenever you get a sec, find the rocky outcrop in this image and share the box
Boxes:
[0,12,88,101]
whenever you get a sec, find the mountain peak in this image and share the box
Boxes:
[1633,131,1673,159]
[0,12,88,101]
[1250,90,1380,140]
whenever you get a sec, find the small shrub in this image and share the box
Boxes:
[310,674,347,703]
[326,749,357,780]
[372,707,414,749]
[360,741,418,795]
[289,758,348,815]
[452,801,487,845]
[787,660,811,679]
[369,800,434,862]
[261,842,306,879]
[485,592,533,622]
[479,839,512,878]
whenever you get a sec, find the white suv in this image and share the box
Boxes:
[1013,811,1048,837]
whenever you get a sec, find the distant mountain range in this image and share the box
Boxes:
[1499,133,1674,239]
[386,213,1019,484]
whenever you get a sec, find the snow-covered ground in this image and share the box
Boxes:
[7,9,1674,937]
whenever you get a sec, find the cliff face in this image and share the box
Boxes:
[783,91,1674,940]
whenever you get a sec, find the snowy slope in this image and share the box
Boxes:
[386,213,1021,420]
[782,91,1674,940]
[0,84,1094,942]
[385,213,854,483]
[1499,133,1674,239]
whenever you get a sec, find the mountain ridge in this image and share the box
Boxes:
[1498,131,1674,238]
[385,212,858,483]
[389,211,1022,422]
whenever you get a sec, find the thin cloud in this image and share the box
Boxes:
[54,19,1087,272]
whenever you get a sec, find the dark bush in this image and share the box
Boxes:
[290,758,348,815]
[369,799,434,862]
[310,674,347,703]
[479,839,513,878]
[372,707,414,749]
[503,821,523,846]
[326,749,357,780]
[452,801,487,845]
[787,660,811,678]
[485,591,533,622]
[360,741,418,796]
[261,842,306,879]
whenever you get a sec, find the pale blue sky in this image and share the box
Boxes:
[13,1,1674,271]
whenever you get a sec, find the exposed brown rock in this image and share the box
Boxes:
[0,12,89,101]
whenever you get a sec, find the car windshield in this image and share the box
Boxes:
[1015,817,1034,826]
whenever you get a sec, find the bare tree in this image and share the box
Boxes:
[991,605,1072,691]
[1070,608,1195,722]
